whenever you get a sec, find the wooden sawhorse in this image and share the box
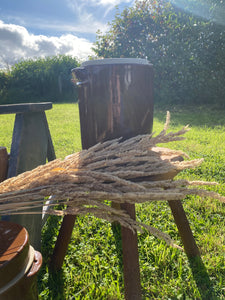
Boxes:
[0,102,56,250]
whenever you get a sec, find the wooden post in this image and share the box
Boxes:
[50,215,76,270]
[121,203,142,300]
[0,147,8,182]
[168,200,200,257]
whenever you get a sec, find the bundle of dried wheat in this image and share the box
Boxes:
[0,113,224,248]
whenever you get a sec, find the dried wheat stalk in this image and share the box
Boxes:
[0,112,224,248]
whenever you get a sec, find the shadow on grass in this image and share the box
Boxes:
[188,256,217,300]
[44,269,66,300]
[38,214,66,299]
[112,222,217,299]
[111,223,124,275]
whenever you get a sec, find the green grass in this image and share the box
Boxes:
[1,103,224,299]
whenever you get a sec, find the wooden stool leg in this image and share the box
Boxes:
[168,200,200,257]
[121,203,142,300]
[50,215,77,270]
[50,203,143,300]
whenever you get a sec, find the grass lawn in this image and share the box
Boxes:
[0,103,224,299]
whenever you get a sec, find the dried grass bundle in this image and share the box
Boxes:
[0,112,224,248]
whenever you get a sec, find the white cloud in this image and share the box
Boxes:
[1,9,108,36]
[0,20,94,68]
[67,0,132,19]
[94,0,131,5]
[30,18,108,35]
[0,0,134,68]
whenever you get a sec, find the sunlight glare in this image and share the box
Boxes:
[171,0,225,26]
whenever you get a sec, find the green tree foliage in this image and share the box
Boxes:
[0,71,11,104]
[93,0,225,105]
[0,55,79,104]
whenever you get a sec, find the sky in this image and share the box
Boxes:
[0,0,134,68]
[0,0,224,69]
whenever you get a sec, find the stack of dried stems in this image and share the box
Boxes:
[0,113,224,248]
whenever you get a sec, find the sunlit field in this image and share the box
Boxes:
[1,103,224,299]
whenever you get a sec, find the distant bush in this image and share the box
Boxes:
[0,55,79,104]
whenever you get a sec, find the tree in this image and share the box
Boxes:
[0,71,11,103]
[93,0,225,106]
